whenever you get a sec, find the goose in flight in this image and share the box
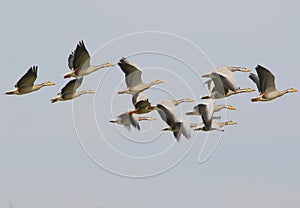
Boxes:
[129,93,194,115]
[117,57,163,95]
[190,101,237,131]
[201,66,251,78]
[201,67,255,99]
[110,112,156,131]
[5,66,55,95]
[50,78,95,103]
[128,92,158,114]
[249,65,297,102]
[186,102,236,116]
[192,120,237,132]
[171,98,195,106]
[227,66,251,72]
[157,99,191,141]
[64,40,114,78]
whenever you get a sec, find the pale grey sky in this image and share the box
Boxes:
[1,0,300,208]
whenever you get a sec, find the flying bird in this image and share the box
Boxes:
[64,40,114,78]
[189,101,237,132]
[249,65,298,102]
[201,66,251,78]
[128,94,194,115]
[110,112,156,131]
[186,102,236,116]
[50,78,95,103]
[127,92,158,115]
[117,57,163,95]
[170,98,195,106]
[192,120,237,132]
[201,67,255,99]
[5,65,55,95]
[156,99,191,141]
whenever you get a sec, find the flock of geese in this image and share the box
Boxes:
[5,40,298,141]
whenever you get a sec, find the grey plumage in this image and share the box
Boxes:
[157,100,191,141]
[118,57,143,88]
[117,57,163,95]
[15,66,38,89]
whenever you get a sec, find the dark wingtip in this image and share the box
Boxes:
[255,64,267,70]
[118,57,128,65]
[201,95,210,99]
[5,91,14,95]
[50,98,57,103]
[249,73,255,79]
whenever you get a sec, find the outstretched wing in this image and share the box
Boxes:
[249,73,261,93]
[211,72,238,91]
[15,66,38,88]
[135,99,151,110]
[129,114,141,130]
[216,67,239,90]
[210,75,229,96]
[255,65,276,93]
[132,92,151,110]
[68,52,74,70]
[157,103,177,127]
[72,40,91,70]
[181,120,191,139]
[198,103,213,129]
[61,77,83,94]
[118,57,143,87]
[132,92,148,105]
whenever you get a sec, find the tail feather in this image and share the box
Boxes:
[5,91,16,95]
[251,97,260,102]
[201,95,211,99]
[63,72,74,79]
[51,98,59,103]
[118,90,128,94]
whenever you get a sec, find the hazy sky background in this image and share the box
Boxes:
[1,0,300,207]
